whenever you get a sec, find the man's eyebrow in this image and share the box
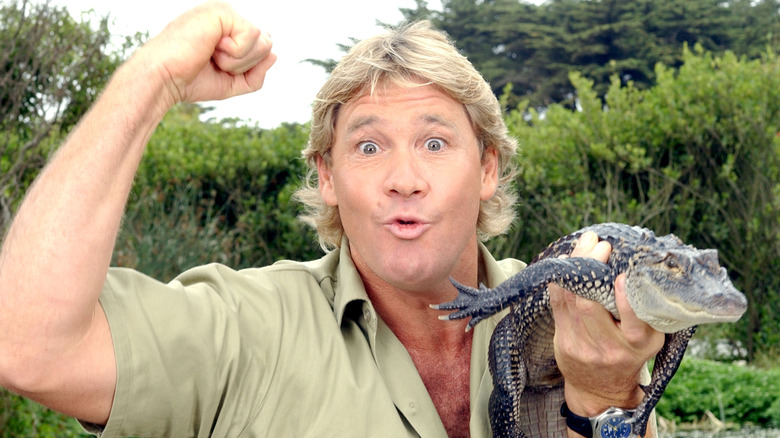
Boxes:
[418,114,457,129]
[345,113,457,135]
[346,116,381,135]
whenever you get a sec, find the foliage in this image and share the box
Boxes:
[114,183,244,282]
[0,0,133,233]
[0,389,90,437]
[490,47,780,361]
[656,357,780,427]
[3,1,780,435]
[116,104,321,278]
[401,0,780,109]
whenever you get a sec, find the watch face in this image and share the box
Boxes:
[598,416,633,438]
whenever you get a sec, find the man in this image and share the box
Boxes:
[0,2,664,437]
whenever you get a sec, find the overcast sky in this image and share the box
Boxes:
[54,0,442,128]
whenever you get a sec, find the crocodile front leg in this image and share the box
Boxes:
[435,257,614,330]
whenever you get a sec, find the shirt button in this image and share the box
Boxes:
[363,307,372,322]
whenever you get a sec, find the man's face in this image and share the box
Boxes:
[318,82,498,293]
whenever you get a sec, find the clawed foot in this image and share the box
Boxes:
[431,279,496,330]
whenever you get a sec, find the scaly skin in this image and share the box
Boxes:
[434,223,747,437]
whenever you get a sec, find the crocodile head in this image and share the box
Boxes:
[624,246,748,333]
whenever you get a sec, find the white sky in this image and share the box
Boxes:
[54,0,442,129]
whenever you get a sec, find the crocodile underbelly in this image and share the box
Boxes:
[521,309,561,390]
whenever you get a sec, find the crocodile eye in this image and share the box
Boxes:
[664,255,679,269]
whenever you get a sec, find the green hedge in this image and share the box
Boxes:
[0,390,90,437]
[115,104,322,280]
[492,46,780,362]
[656,357,780,427]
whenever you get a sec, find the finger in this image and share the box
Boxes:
[551,287,596,350]
[213,30,274,76]
[240,50,277,91]
[570,231,598,257]
[589,240,612,263]
[614,275,665,351]
[570,231,612,263]
[215,26,261,58]
[550,286,576,328]
[550,286,578,357]
[552,231,610,342]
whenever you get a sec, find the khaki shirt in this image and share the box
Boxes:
[95,241,525,437]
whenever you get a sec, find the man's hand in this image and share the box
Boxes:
[141,1,277,108]
[549,232,665,416]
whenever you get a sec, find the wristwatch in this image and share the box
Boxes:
[560,401,637,438]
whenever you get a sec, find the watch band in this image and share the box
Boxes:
[561,402,637,438]
[560,402,594,438]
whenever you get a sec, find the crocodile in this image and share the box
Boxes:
[433,223,747,438]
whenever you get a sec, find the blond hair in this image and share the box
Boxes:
[295,21,518,250]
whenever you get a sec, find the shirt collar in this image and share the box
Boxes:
[321,237,526,438]
[330,237,375,326]
[328,237,524,326]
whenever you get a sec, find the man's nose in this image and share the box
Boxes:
[383,148,427,198]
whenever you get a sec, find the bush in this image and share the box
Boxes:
[656,357,780,427]
[122,104,322,278]
[114,183,244,282]
[0,389,90,437]
[494,46,780,362]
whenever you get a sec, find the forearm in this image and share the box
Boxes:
[558,316,661,438]
[563,378,644,416]
[551,234,664,438]
[0,48,171,380]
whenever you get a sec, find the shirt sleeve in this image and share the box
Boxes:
[97,265,276,438]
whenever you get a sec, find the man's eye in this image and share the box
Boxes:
[425,138,445,151]
[358,141,379,155]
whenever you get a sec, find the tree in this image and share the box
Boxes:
[0,0,131,233]
[400,0,780,108]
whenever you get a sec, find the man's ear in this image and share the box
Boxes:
[317,155,338,207]
[480,147,499,201]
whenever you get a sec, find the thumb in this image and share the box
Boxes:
[614,274,664,351]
